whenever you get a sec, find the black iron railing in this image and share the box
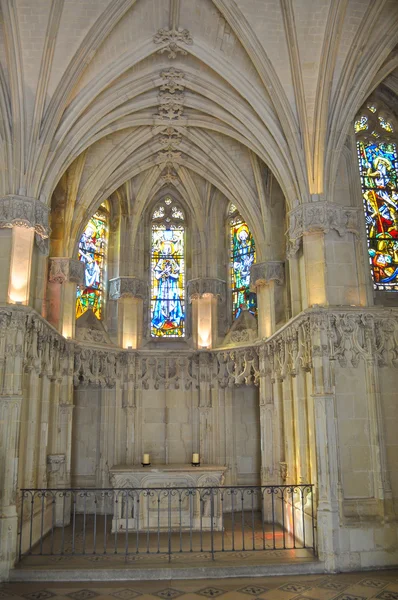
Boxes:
[19,484,316,561]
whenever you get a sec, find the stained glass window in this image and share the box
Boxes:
[355,107,398,290]
[151,197,185,337]
[229,206,256,319]
[76,206,109,319]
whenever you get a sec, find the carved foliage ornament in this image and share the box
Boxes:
[49,258,84,285]
[154,28,193,59]
[187,278,227,303]
[250,261,285,288]
[0,195,50,254]
[109,277,149,300]
[287,201,360,257]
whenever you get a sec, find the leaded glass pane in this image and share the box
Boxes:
[230,212,256,319]
[151,204,185,337]
[357,140,398,290]
[76,208,109,319]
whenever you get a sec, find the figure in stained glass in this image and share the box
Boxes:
[230,208,256,319]
[356,126,398,290]
[76,208,108,319]
[151,198,185,337]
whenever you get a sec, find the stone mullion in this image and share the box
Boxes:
[291,370,310,483]
[0,396,22,579]
[281,376,296,484]
[364,355,393,514]
[37,376,51,489]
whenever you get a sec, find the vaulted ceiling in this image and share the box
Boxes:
[0,0,397,254]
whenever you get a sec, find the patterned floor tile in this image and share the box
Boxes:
[278,584,311,594]
[66,591,99,600]
[333,594,366,600]
[375,593,398,600]
[318,583,349,592]
[22,592,56,600]
[238,586,269,596]
[196,589,227,598]
[110,590,142,599]
[152,590,185,599]
[358,581,388,590]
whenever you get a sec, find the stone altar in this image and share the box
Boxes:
[109,464,227,532]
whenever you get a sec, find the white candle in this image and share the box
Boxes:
[192,453,200,464]
[142,453,150,464]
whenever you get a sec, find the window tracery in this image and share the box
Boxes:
[229,204,257,319]
[354,104,398,291]
[151,196,185,337]
[76,204,109,319]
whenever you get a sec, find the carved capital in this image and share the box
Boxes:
[153,28,193,59]
[287,201,360,257]
[0,195,51,254]
[187,278,226,303]
[109,276,149,300]
[48,258,84,285]
[250,261,284,288]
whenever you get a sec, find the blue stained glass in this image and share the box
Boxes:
[230,215,256,319]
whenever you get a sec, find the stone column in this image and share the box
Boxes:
[198,352,213,464]
[0,195,50,308]
[109,276,148,349]
[47,258,84,338]
[250,262,284,338]
[187,278,226,349]
[311,312,340,571]
[0,309,26,579]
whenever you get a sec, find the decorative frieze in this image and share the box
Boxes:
[0,195,50,254]
[48,258,84,285]
[108,276,148,300]
[153,28,193,59]
[287,201,360,257]
[250,261,284,287]
[187,278,227,303]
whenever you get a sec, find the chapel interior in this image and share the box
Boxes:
[0,0,398,583]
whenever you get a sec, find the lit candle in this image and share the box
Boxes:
[192,453,200,464]
[142,453,150,465]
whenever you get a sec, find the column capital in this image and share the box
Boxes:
[0,195,50,254]
[187,278,226,303]
[287,201,360,257]
[48,258,84,285]
[250,261,284,288]
[109,276,148,300]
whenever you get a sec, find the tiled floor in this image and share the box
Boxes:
[1,569,398,600]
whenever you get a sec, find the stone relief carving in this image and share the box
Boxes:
[108,276,148,300]
[0,195,51,254]
[48,258,84,285]
[153,28,193,59]
[250,261,285,287]
[287,201,360,257]
[187,278,227,303]
[160,68,185,93]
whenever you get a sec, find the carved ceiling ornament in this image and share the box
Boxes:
[287,201,360,257]
[109,276,149,300]
[48,258,84,285]
[250,261,285,288]
[0,195,51,254]
[153,28,193,59]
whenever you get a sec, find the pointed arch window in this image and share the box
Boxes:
[354,105,398,290]
[76,204,109,319]
[151,196,185,337]
[229,204,257,319]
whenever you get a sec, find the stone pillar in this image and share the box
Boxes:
[250,262,284,338]
[109,276,148,349]
[47,258,84,338]
[0,309,26,579]
[0,195,50,308]
[287,200,359,309]
[311,312,340,571]
[198,352,213,464]
[187,278,226,349]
